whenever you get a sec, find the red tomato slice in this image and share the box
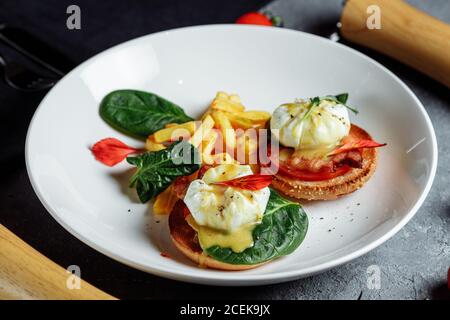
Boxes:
[277,162,352,181]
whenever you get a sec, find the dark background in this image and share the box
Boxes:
[1,0,449,299]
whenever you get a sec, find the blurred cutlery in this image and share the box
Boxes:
[0,53,56,91]
[0,24,75,77]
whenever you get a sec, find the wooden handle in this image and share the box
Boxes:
[340,0,450,88]
[0,224,116,300]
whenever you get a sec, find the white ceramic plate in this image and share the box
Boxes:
[26,25,437,286]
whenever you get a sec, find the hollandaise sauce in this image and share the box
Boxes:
[186,215,256,253]
[183,164,271,254]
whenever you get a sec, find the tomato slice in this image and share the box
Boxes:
[277,162,352,181]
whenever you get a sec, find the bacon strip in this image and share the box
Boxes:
[277,145,367,173]
[172,171,199,199]
[92,138,140,167]
[329,140,386,156]
[213,174,273,190]
[331,150,363,169]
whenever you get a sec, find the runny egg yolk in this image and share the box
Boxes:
[183,164,270,253]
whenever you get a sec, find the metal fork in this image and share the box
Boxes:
[0,53,56,92]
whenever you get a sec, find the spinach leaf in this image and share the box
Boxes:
[100,90,193,139]
[127,141,200,203]
[205,189,308,265]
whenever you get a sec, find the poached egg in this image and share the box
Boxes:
[183,164,270,252]
[270,98,350,154]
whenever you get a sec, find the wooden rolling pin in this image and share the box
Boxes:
[0,224,116,300]
[340,0,450,88]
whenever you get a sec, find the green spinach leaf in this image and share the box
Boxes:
[127,141,200,203]
[100,90,193,139]
[205,189,308,265]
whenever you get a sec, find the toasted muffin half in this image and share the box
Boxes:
[169,200,268,271]
[271,124,378,200]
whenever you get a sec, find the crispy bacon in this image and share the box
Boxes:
[172,170,201,199]
[172,165,212,199]
[277,138,385,173]
[329,139,386,156]
[289,156,333,172]
[212,174,273,190]
[331,150,363,169]
[182,206,191,219]
[277,149,363,174]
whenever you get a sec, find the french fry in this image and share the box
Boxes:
[153,185,178,215]
[154,121,196,143]
[237,111,271,124]
[201,130,218,165]
[201,107,213,121]
[226,113,254,129]
[189,115,215,148]
[229,94,241,103]
[236,130,258,164]
[145,135,166,151]
[227,111,271,129]
[212,111,236,150]
[202,154,214,165]
[202,91,243,120]
[210,91,245,113]
[213,152,238,164]
[202,130,218,155]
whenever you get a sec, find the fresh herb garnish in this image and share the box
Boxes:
[322,93,358,114]
[127,141,200,203]
[100,90,193,139]
[301,96,321,121]
[335,93,349,104]
[205,189,308,265]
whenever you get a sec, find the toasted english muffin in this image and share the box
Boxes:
[271,125,378,200]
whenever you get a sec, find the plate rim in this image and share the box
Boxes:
[25,24,438,285]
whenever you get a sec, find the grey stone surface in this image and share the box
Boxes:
[254,0,450,300]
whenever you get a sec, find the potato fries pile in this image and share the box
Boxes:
[147,91,271,215]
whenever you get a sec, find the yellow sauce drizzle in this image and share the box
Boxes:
[292,144,337,160]
[186,215,255,253]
